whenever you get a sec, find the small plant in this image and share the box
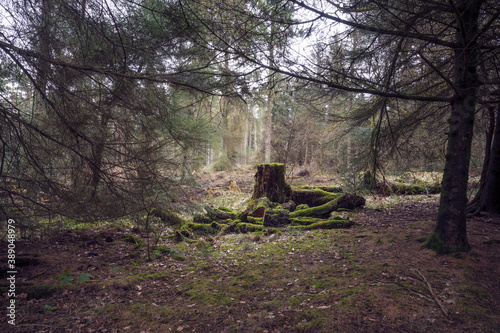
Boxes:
[166,248,186,261]
[42,304,55,312]
[54,270,93,285]
[55,269,73,286]
[149,249,163,260]
[76,273,93,282]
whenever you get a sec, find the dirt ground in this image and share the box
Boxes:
[1,167,500,332]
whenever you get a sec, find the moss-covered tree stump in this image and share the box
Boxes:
[252,163,292,204]
[173,164,367,240]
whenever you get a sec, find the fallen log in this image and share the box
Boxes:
[290,193,365,218]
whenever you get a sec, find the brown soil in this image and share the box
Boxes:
[1,168,499,332]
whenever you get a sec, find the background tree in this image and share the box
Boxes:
[183,0,499,252]
[0,0,229,226]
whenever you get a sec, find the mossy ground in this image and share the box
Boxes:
[1,196,499,332]
[0,168,497,332]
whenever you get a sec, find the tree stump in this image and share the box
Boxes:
[251,163,292,204]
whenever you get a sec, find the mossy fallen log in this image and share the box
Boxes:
[150,208,185,225]
[219,221,265,234]
[289,216,348,226]
[290,219,354,230]
[177,164,366,239]
[205,205,235,220]
[290,193,365,218]
[291,188,342,207]
[294,185,343,193]
[181,222,220,235]
[392,182,441,195]
[193,206,237,224]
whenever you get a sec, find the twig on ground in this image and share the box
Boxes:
[30,267,49,279]
[416,269,449,318]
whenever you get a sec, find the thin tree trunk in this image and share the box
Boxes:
[243,105,249,165]
[265,90,273,163]
[468,106,495,211]
[265,25,275,164]
[90,115,108,197]
[253,113,258,156]
[478,98,500,214]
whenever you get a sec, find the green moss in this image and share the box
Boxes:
[295,185,343,193]
[290,195,341,218]
[246,216,263,224]
[183,222,219,235]
[392,183,440,195]
[122,234,144,247]
[256,197,274,209]
[290,219,354,230]
[150,208,185,225]
[220,222,265,234]
[296,204,310,210]
[218,206,234,214]
[289,216,346,226]
[291,188,341,207]
[423,230,471,254]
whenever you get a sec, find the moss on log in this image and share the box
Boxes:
[291,188,342,207]
[290,219,354,230]
[220,221,265,234]
[263,208,290,227]
[294,185,343,193]
[181,222,219,235]
[289,216,348,225]
[290,193,365,218]
[392,183,441,195]
[150,208,185,225]
[174,165,366,239]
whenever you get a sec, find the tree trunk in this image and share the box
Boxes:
[243,105,249,165]
[426,0,482,254]
[180,147,193,184]
[252,163,292,203]
[468,106,495,211]
[264,26,275,164]
[264,88,273,163]
[477,100,500,214]
[90,115,108,198]
[253,113,258,156]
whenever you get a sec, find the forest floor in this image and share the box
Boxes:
[1,166,500,332]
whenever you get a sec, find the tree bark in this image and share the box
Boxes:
[264,23,276,164]
[468,106,495,211]
[427,0,482,253]
[252,163,292,203]
[264,82,273,163]
[477,99,500,214]
[243,105,249,165]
